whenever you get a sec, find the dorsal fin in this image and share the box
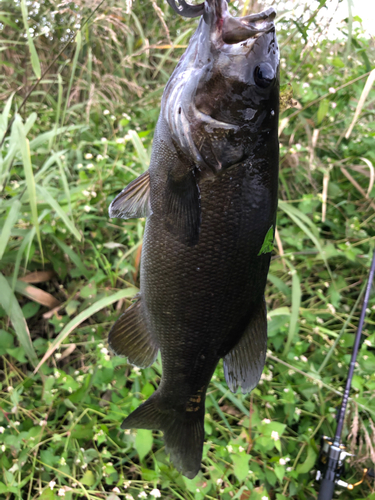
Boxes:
[109,170,152,219]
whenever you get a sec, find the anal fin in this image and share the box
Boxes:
[108,296,158,368]
[224,299,267,394]
[109,170,151,219]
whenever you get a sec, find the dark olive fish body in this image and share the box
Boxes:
[109,0,279,478]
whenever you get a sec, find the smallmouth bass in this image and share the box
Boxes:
[109,0,279,479]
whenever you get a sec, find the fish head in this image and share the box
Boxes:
[163,0,279,175]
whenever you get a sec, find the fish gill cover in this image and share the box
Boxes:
[109,0,279,479]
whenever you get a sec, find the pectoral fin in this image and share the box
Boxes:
[164,169,201,246]
[224,299,267,394]
[108,296,158,368]
[109,170,151,219]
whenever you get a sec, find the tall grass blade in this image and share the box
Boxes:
[51,236,90,278]
[36,185,81,241]
[14,116,43,261]
[33,287,139,374]
[283,263,301,355]
[345,69,375,139]
[20,0,41,79]
[128,130,149,170]
[0,199,21,260]
[60,31,82,130]
[0,91,14,137]
[0,272,38,367]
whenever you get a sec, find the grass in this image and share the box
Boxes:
[0,0,375,498]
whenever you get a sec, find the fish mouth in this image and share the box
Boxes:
[167,0,276,45]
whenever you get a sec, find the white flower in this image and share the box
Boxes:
[116,138,125,144]
[82,190,90,197]
[7,386,13,392]
[138,492,147,499]
[122,113,131,120]
[86,163,95,169]
[227,445,233,453]
[59,457,66,465]
[327,303,336,314]
[150,489,161,498]
[54,371,60,379]
[49,481,56,490]
[216,479,223,485]
[103,109,110,115]
[262,496,269,500]
[331,102,337,109]
[295,408,302,415]
[85,153,93,159]
[100,347,109,355]
[302,82,310,88]
[364,339,371,346]
[308,73,313,79]
[287,467,293,472]
[58,488,65,497]
[328,87,336,94]
[101,137,107,142]
[113,487,121,493]
[284,388,289,393]
[96,154,104,161]
[1,445,5,452]
[279,458,286,465]
[0,427,4,434]
[300,355,308,362]
[239,446,245,452]
[125,495,134,500]
[39,420,47,426]
[84,205,91,213]
[271,431,279,441]
[55,353,62,359]
[262,418,271,424]
[123,481,131,488]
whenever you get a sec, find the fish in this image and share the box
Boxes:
[108,0,279,479]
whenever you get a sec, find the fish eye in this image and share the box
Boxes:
[254,63,274,89]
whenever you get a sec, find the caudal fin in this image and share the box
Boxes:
[121,392,204,479]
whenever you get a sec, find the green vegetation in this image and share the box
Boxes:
[0,0,375,498]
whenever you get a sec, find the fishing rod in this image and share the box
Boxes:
[315,250,375,499]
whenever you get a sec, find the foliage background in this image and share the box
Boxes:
[0,0,375,498]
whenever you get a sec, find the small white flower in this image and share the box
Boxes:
[55,353,62,359]
[287,466,293,471]
[316,317,324,324]
[327,303,336,314]
[248,470,253,474]
[85,153,93,159]
[308,73,313,79]
[227,445,233,453]
[271,431,279,441]
[216,478,223,485]
[364,339,371,346]
[126,495,134,500]
[101,137,107,142]
[86,163,95,169]
[39,420,47,426]
[295,408,302,415]
[96,154,104,161]
[84,205,91,213]
[329,87,336,94]
[1,445,5,452]
[54,371,60,379]
[262,496,269,500]
[113,487,121,493]
[100,347,109,355]
[124,481,131,488]
[300,355,308,362]
[262,418,271,424]
[122,113,131,120]
[150,489,161,498]
[302,82,310,88]
[238,446,245,452]
[82,190,90,197]
[116,138,125,144]
[103,109,110,115]
[331,102,337,109]
[49,481,56,490]
[0,427,4,434]
[279,458,286,465]
[284,388,289,393]
[59,457,66,465]
[58,488,65,497]
[138,492,147,499]
[7,386,13,392]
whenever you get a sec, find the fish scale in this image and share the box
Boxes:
[108,0,279,478]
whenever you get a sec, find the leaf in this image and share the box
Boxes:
[317,99,329,125]
[296,444,317,474]
[51,236,90,278]
[81,470,95,486]
[33,287,138,373]
[231,452,250,482]
[0,91,14,136]
[258,225,274,256]
[135,428,153,461]
[11,279,60,309]
[20,0,41,79]
[0,199,21,260]
[19,270,55,283]
[0,272,38,367]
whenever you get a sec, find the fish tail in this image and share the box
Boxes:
[121,392,204,479]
